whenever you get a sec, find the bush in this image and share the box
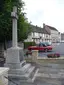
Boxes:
[47,53,60,58]
[24,42,36,49]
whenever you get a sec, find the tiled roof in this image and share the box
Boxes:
[43,28,50,34]
[30,24,50,34]
[30,25,43,33]
[43,25,51,35]
[46,25,58,31]
[43,23,58,34]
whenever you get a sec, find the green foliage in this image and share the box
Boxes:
[24,42,36,49]
[0,0,31,43]
[18,14,31,41]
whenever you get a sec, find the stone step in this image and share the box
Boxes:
[20,81,61,85]
[9,74,62,85]
[36,72,64,79]
[27,68,39,83]
[11,66,35,80]
[20,68,39,83]
[38,63,64,69]
[35,59,64,84]
[37,58,64,64]
[19,67,39,82]
[39,67,64,74]
[8,67,39,83]
[35,78,62,85]
[21,63,31,73]
[20,60,26,67]
[31,68,39,82]
[25,66,35,78]
[8,63,31,75]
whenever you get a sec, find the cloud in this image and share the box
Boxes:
[23,0,64,32]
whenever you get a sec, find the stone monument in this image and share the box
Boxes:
[5,5,39,85]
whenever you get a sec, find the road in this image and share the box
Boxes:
[38,43,64,57]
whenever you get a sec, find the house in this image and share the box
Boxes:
[25,24,61,43]
[25,24,50,44]
[43,24,61,43]
[61,33,64,42]
[58,32,61,42]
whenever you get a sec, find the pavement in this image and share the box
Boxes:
[4,43,64,85]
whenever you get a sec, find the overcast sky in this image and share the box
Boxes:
[23,0,64,33]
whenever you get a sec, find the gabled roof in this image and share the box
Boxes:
[43,25,51,35]
[43,28,50,34]
[43,23,58,35]
[46,25,58,31]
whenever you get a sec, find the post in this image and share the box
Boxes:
[32,50,38,63]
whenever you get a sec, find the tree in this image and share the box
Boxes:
[0,0,31,61]
[0,0,31,47]
[18,14,31,41]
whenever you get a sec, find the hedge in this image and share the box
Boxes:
[24,42,36,49]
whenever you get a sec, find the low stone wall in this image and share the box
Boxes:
[0,68,9,85]
[25,50,64,64]
[37,57,64,64]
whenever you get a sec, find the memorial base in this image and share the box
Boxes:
[5,47,39,85]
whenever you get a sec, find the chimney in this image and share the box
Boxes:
[43,23,45,28]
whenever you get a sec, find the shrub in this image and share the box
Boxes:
[47,53,60,58]
[24,42,36,49]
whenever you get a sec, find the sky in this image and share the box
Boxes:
[23,0,64,33]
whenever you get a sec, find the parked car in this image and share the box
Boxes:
[44,42,52,46]
[28,42,53,52]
